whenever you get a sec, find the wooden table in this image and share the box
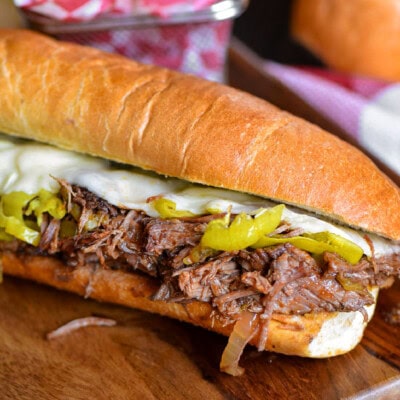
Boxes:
[1,40,400,400]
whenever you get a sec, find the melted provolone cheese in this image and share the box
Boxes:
[1,135,399,257]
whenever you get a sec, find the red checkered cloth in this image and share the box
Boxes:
[15,0,218,20]
[263,62,400,175]
[15,0,231,81]
[57,20,232,82]
[15,0,132,21]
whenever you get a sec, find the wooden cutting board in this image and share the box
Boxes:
[0,276,399,399]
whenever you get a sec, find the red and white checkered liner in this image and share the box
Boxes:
[15,0,132,21]
[16,0,233,81]
[58,20,232,82]
[15,0,217,20]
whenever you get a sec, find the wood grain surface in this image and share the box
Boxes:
[1,39,400,400]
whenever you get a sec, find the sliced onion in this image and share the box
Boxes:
[46,317,117,340]
[220,311,258,376]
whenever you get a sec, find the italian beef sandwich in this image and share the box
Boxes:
[0,29,399,375]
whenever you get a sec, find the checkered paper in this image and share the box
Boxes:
[58,20,232,82]
[15,0,217,21]
[15,0,132,21]
[15,0,231,81]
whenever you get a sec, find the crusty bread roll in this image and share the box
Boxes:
[0,30,397,365]
[291,0,400,81]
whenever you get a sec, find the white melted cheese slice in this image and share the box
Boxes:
[1,134,399,257]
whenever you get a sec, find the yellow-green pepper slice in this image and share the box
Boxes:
[307,232,363,264]
[253,231,363,264]
[2,215,40,245]
[151,198,194,218]
[200,205,285,251]
[1,192,32,221]
[26,189,66,225]
[0,190,66,246]
[254,205,285,234]
[0,192,40,245]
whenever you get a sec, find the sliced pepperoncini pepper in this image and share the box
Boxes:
[199,202,363,264]
[151,198,194,218]
[200,205,285,251]
[0,190,66,246]
[307,231,363,264]
[1,192,32,221]
[26,189,66,225]
[0,192,40,245]
[253,231,363,264]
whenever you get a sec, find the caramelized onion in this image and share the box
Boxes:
[46,316,117,340]
[220,311,258,376]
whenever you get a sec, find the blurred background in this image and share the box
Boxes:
[234,0,320,66]
[1,0,399,184]
[0,0,320,76]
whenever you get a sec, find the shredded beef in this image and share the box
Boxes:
[2,182,400,346]
[145,219,206,256]
[177,255,239,302]
[325,252,398,289]
[237,249,272,271]
[241,271,272,295]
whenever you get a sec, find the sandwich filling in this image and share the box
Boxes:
[1,135,400,374]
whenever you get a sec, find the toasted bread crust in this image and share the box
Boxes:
[0,29,399,239]
[1,252,377,357]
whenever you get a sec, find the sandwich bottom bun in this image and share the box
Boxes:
[1,252,378,358]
